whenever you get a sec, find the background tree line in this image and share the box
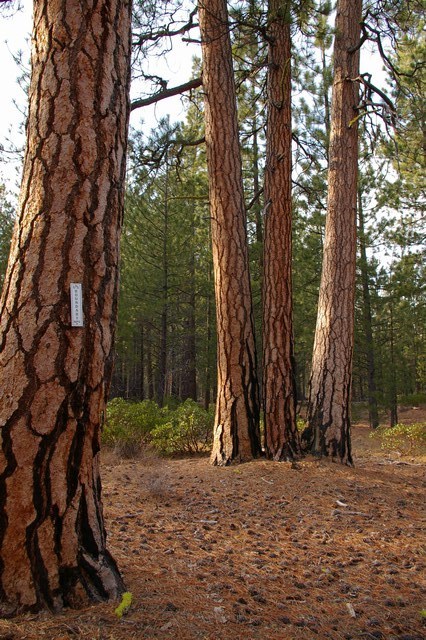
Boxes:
[106,0,425,426]
[1,0,423,426]
[0,0,424,440]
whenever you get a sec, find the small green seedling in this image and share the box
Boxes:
[114,591,133,618]
[420,608,426,619]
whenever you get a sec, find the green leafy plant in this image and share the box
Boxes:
[370,422,426,455]
[150,399,214,456]
[103,398,167,457]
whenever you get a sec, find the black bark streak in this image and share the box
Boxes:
[230,398,239,463]
[304,0,359,467]
[202,0,261,467]
[26,399,70,611]
[0,428,17,602]
[244,338,261,459]
[0,0,131,615]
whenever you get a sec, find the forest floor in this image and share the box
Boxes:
[1,407,425,640]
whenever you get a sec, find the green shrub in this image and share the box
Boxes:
[397,393,426,407]
[150,399,214,456]
[162,395,181,411]
[103,398,166,457]
[370,422,426,455]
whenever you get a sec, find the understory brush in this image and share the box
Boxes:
[370,422,426,456]
[397,392,426,406]
[103,397,213,457]
[150,400,214,456]
[103,398,167,457]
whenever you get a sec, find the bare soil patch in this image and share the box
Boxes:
[1,411,425,640]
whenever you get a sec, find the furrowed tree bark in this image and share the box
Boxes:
[0,0,131,615]
[198,0,262,465]
[302,0,362,464]
[262,0,301,461]
[203,260,213,411]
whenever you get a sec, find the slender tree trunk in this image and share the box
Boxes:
[170,346,178,398]
[181,217,197,401]
[146,326,154,400]
[125,366,130,399]
[358,189,379,429]
[0,0,131,615]
[139,321,145,401]
[198,0,261,465]
[262,0,300,460]
[389,302,398,427]
[157,169,169,406]
[303,0,362,464]
[321,45,331,147]
[253,120,263,251]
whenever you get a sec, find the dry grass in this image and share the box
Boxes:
[0,410,425,640]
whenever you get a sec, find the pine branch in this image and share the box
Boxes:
[131,77,203,111]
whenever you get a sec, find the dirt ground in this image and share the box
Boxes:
[1,408,425,640]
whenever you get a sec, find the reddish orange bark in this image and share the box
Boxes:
[303,0,362,464]
[0,0,132,614]
[198,0,261,465]
[262,0,300,461]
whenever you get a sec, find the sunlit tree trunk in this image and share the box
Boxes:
[0,0,131,615]
[303,0,362,464]
[203,260,214,411]
[198,0,261,465]
[262,0,300,460]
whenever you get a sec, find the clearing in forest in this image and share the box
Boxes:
[1,409,425,640]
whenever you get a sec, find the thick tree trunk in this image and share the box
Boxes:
[0,0,131,615]
[251,100,264,395]
[203,264,214,411]
[262,0,301,461]
[303,0,362,464]
[198,0,261,465]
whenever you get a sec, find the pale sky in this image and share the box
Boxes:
[0,0,198,197]
[0,0,31,194]
[1,1,387,200]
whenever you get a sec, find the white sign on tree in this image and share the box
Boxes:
[70,283,84,327]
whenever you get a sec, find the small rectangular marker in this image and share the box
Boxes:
[70,283,84,327]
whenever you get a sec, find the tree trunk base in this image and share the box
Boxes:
[0,550,125,618]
